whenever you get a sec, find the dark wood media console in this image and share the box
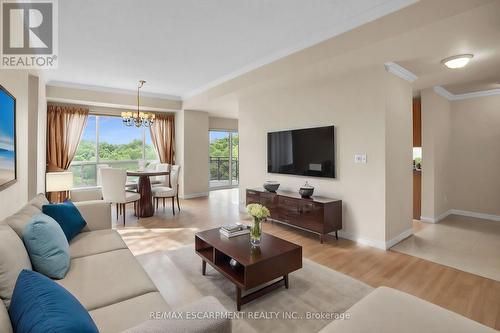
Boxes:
[246,188,342,243]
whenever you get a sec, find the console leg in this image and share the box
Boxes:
[335,231,339,240]
[202,260,206,275]
[320,234,324,244]
[236,286,242,311]
[284,274,289,289]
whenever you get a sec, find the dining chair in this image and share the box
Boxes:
[152,165,180,215]
[100,168,141,225]
[96,164,110,186]
[152,163,170,187]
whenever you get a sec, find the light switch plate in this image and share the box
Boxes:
[354,153,367,164]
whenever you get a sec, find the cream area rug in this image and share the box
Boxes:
[392,215,500,281]
[160,245,372,333]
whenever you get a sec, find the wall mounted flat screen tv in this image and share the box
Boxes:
[268,125,335,178]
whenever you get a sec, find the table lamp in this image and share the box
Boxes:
[46,171,74,203]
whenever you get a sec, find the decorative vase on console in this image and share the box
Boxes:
[246,203,270,246]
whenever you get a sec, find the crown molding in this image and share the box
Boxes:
[433,85,500,101]
[433,86,455,100]
[47,81,182,101]
[384,62,418,82]
[46,97,180,113]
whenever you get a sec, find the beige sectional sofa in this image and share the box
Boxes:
[320,286,497,333]
[0,194,231,333]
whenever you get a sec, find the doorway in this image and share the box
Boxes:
[209,131,239,189]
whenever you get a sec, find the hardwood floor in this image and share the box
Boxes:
[116,188,500,330]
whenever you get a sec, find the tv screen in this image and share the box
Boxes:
[268,126,335,178]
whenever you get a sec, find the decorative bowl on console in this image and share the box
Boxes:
[263,181,280,192]
[299,181,314,198]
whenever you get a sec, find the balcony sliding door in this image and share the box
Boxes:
[209,131,238,189]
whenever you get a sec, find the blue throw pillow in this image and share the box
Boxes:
[22,214,70,279]
[42,200,87,241]
[8,269,99,333]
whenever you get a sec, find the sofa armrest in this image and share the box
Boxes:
[70,188,103,202]
[319,286,497,333]
[122,296,232,333]
[75,201,112,231]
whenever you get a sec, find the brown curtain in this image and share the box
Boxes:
[149,114,175,164]
[46,104,89,202]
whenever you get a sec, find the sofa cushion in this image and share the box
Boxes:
[42,200,87,241]
[22,214,70,279]
[56,249,157,310]
[70,229,127,259]
[0,291,13,333]
[0,224,32,308]
[320,286,497,333]
[28,194,50,210]
[3,203,42,238]
[89,292,170,333]
[8,270,99,333]
[75,201,112,232]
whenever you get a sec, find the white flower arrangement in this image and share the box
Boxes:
[246,203,270,220]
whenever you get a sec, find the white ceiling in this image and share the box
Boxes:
[47,0,416,99]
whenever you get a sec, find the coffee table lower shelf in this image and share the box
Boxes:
[195,232,302,311]
[199,254,290,311]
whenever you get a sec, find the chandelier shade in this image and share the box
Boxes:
[121,80,156,127]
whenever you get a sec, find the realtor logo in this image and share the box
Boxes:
[1,0,58,68]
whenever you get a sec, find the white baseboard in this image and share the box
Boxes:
[436,210,452,222]
[385,228,413,249]
[449,209,500,222]
[421,209,500,223]
[339,228,413,251]
[420,216,437,223]
[420,210,450,223]
[180,192,209,199]
[337,230,386,251]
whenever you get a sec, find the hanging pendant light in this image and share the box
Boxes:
[121,80,156,127]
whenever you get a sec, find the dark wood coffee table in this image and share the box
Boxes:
[195,228,302,311]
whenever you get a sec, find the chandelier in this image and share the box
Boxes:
[121,80,156,127]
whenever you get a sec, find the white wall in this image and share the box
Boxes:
[209,116,238,131]
[421,88,451,221]
[421,90,500,221]
[239,66,412,248]
[449,94,500,217]
[0,70,46,220]
[0,70,30,220]
[385,73,413,241]
[175,109,185,196]
[27,75,40,199]
[178,110,209,198]
[37,75,47,194]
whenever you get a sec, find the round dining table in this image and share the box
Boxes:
[126,170,170,217]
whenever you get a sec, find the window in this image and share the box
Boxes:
[72,116,97,187]
[70,115,158,188]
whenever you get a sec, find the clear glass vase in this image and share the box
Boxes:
[250,218,262,246]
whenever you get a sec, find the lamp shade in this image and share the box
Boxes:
[46,172,74,192]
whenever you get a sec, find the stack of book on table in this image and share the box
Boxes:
[220,224,250,238]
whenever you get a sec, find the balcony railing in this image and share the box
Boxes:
[69,160,148,188]
[71,157,239,189]
[210,156,238,182]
